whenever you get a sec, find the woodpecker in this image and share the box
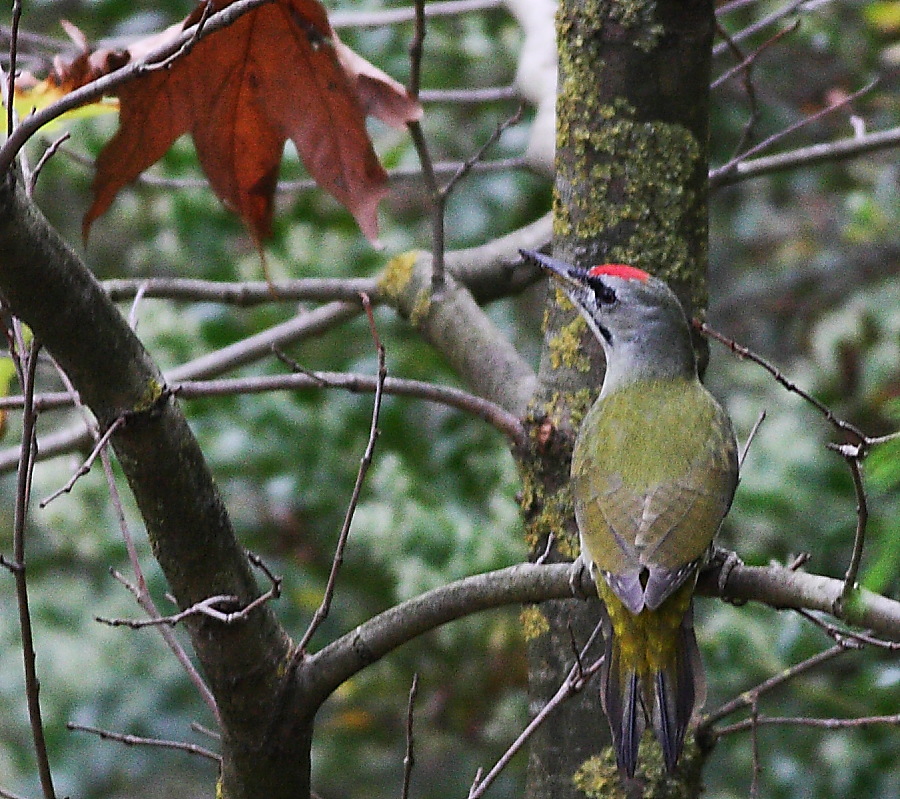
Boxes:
[521,249,738,777]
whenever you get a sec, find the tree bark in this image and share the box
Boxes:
[0,170,307,799]
[524,2,716,797]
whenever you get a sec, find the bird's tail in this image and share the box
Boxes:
[597,579,705,777]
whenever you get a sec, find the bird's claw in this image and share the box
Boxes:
[710,546,745,605]
[569,557,594,599]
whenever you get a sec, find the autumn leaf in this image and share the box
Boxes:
[13,21,123,128]
[83,0,421,243]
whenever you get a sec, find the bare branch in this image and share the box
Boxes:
[330,0,503,29]
[712,81,877,183]
[401,674,419,799]
[715,712,900,736]
[712,0,813,57]
[738,409,766,469]
[10,338,57,799]
[407,0,426,101]
[794,608,900,651]
[0,369,526,447]
[100,553,281,628]
[39,414,124,507]
[711,125,900,187]
[4,0,22,138]
[836,450,868,608]
[419,85,518,104]
[296,295,386,654]
[104,276,377,305]
[468,623,604,799]
[701,643,853,728]
[695,320,867,442]
[712,21,761,158]
[66,723,220,763]
[27,132,70,195]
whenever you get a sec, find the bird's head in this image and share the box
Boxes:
[520,249,697,389]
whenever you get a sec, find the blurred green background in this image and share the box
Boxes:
[0,1,898,797]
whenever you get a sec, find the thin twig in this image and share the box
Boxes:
[408,0,426,101]
[739,409,766,469]
[48,361,220,719]
[145,0,213,73]
[701,643,852,729]
[11,339,57,799]
[97,592,241,628]
[836,449,868,608]
[190,722,222,741]
[794,608,900,651]
[66,723,221,763]
[749,698,761,799]
[401,674,419,799]
[713,80,877,182]
[444,106,524,197]
[712,0,812,57]
[0,369,526,447]
[712,21,760,158]
[100,553,281,628]
[27,132,70,195]
[715,712,900,735]
[330,0,503,29]
[695,321,867,442]
[710,125,900,188]
[5,0,22,138]
[127,280,150,329]
[39,415,124,507]
[468,622,605,799]
[296,294,387,654]
[419,85,518,104]
[406,115,443,289]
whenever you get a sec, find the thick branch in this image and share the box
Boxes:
[0,171,304,799]
[378,252,537,415]
[299,556,900,709]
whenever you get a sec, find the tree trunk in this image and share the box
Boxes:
[524,1,715,797]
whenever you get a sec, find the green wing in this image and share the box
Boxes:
[571,378,738,611]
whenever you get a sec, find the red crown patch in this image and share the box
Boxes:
[587,264,650,282]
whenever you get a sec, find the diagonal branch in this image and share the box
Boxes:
[0,168,301,797]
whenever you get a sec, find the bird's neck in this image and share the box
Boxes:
[599,335,698,398]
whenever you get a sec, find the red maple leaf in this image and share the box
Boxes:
[83,0,421,243]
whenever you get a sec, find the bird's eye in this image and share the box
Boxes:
[587,277,616,305]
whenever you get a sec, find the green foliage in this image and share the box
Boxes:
[1,1,898,798]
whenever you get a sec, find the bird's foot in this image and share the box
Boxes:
[710,546,745,605]
[569,557,595,599]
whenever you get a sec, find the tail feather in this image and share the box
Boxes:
[598,580,703,776]
[653,606,703,772]
[600,630,644,777]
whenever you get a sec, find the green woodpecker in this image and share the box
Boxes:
[522,250,738,777]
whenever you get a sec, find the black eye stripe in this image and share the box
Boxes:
[587,276,616,305]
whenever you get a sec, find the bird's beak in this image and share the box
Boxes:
[519,249,588,292]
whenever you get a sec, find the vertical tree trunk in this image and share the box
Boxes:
[523,1,715,797]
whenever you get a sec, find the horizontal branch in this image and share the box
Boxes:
[103,276,378,305]
[300,555,900,708]
[0,373,525,445]
[66,723,221,762]
[174,372,525,446]
[710,126,900,188]
[329,0,503,29]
